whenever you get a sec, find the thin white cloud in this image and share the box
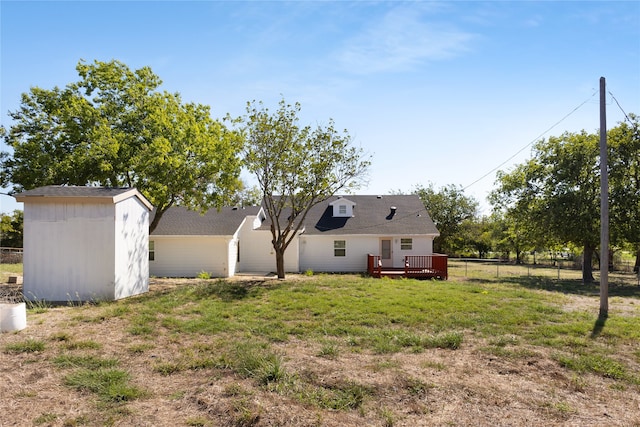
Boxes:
[523,15,543,28]
[336,6,476,75]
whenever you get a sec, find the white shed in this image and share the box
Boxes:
[15,186,153,302]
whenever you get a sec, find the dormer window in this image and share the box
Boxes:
[330,197,356,217]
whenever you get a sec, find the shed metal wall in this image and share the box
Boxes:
[23,202,117,302]
[114,197,150,299]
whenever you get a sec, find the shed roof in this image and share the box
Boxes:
[151,206,261,236]
[14,185,153,210]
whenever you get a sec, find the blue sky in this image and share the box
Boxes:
[1,1,639,214]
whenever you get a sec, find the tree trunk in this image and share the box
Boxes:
[149,204,172,234]
[634,248,639,274]
[275,248,286,279]
[582,243,595,283]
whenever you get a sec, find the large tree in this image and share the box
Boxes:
[492,131,601,282]
[609,114,640,272]
[492,119,640,281]
[241,99,370,278]
[0,210,23,248]
[413,183,478,254]
[0,59,243,232]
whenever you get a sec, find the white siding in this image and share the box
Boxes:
[149,236,231,278]
[23,202,117,302]
[237,219,299,273]
[300,235,434,272]
[300,235,378,272]
[392,236,433,266]
[227,238,239,277]
[114,197,149,299]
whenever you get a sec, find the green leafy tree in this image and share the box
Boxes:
[413,183,478,254]
[240,99,371,278]
[0,59,243,232]
[492,131,601,282]
[0,210,23,248]
[609,114,640,272]
[488,196,544,264]
[230,183,263,207]
[465,217,493,258]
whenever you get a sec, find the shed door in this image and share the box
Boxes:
[380,239,392,268]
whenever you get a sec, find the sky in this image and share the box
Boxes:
[1,1,639,215]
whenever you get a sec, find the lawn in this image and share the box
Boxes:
[1,265,639,426]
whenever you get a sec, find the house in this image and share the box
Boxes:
[150,206,263,278]
[150,195,444,278]
[15,186,152,302]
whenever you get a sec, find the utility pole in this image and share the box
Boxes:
[599,76,609,318]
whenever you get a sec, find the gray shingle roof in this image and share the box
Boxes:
[16,185,136,198]
[152,195,437,237]
[151,206,261,236]
[262,195,439,236]
[14,185,153,210]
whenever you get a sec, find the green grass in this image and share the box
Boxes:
[53,354,120,370]
[3,338,45,353]
[33,413,58,425]
[64,368,146,403]
[62,340,102,350]
[0,262,23,277]
[103,274,640,388]
[8,270,638,424]
[98,272,640,419]
[555,353,637,382]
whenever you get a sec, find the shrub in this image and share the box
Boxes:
[197,271,212,279]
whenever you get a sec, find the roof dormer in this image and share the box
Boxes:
[329,196,356,217]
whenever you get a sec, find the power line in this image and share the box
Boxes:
[608,91,637,126]
[462,89,599,192]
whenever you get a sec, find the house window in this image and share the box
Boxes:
[401,238,412,250]
[338,204,347,215]
[149,240,155,261]
[334,240,346,257]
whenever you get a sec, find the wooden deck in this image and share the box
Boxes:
[367,254,448,280]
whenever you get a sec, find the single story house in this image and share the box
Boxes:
[15,186,153,302]
[150,195,441,278]
[150,205,265,278]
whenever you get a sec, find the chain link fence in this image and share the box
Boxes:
[0,247,23,264]
[449,258,640,286]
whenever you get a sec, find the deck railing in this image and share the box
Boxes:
[404,254,448,279]
[367,254,383,277]
[367,254,448,279]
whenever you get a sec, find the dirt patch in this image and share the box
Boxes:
[1,278,638,426]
